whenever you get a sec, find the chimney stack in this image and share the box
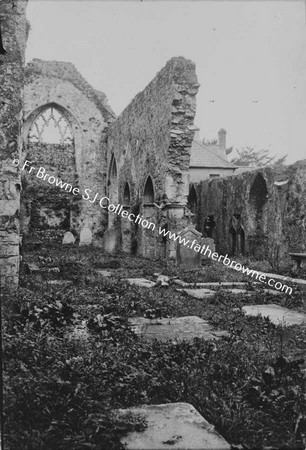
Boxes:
[218,128,227,158]
[193,127,201,143]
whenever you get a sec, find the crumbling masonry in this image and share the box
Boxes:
[1,3,305,292]
[21,57,200,260]
[0,0,28,291]
[193,161,306,262]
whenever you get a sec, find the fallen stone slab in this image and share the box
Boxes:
[178,288,216,299]
[173,280,258,289]
[242,304,306,326]
[128,316,229,341]
[155,275,170,286]
[25,263,40,274]
[263,289,286,296]
[226,289,252,296]
[96,269,113,277]
[119,403,230,450]
[26,265,61,275]
[201,282,250,289]
[173,279,194,288]
[256,271,306,293]
[124,278,156,288]
[47,280,73,287]
[41,266,60,274]
[153,273,171,281]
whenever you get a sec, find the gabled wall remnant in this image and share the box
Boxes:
[22,59,115,245]
[107,57,200,257]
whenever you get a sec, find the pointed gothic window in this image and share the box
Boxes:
[143,176,154,204]
[123,183,131,206]
[187,185,197,215]
[28,106,73,145]
[110,155,117,179]
[249,174,268,219]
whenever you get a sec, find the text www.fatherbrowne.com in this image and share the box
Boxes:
[16,159,292,295]
[158,228,292,295]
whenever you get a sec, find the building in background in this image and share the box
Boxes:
[189,128,237,183]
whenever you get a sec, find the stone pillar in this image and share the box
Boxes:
[0,0,28,292]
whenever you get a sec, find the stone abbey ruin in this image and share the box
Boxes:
[1,1,306,293]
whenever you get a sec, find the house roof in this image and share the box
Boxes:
[190,140,237,169]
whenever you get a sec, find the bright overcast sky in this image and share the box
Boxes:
[26,1,306,164]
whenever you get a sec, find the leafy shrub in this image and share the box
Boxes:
[3,326,146,449]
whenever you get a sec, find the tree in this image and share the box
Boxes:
[231,146,287,167]
[201,138,217,145]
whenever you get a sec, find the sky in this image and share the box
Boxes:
[26,1,306,164]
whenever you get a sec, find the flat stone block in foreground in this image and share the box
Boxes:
[242,304,306,326]
[125,278,156,288]
[226,288,252,296]
[179,288,215,299]
[119,403,230,450]
[174,280,251,289]
[128,316,229,341]
[96,269,113,277]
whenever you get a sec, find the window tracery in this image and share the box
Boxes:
[28,107,73,145]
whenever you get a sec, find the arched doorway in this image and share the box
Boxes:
[143,176,154,204]
[237,227,245,255]
[249,173,269,257]
[108,154,118,228]
[122,182,132,253]
[249,173,268,230]
[229,226,237,256]
[142,176,156,257]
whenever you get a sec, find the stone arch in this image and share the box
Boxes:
[249,173,268,225]
[109,154,117,176]
[237,226,245,255]
[24,102,84,179]
[123,182,131,206]
[21,102,81,245]
[229,226,237,256]
[121,182,132,253]
[143,176,154,204]
[141,176,156,257]
[187,185,197,216]
[28,105,73,145]
[108,154,119,228]
[23,60,114,242]
[248,173,269,256]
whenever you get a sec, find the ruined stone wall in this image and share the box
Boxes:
[23,59,115,243]
[21,142,80,245]
[195,160,306,261]
[107,57,199,257]
[0,0,28,291]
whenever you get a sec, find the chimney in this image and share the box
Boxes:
[218,128,227,159]
[193,127,201,143]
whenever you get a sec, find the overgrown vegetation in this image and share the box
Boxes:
[3,245,306,449]
[231,146,287,167]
